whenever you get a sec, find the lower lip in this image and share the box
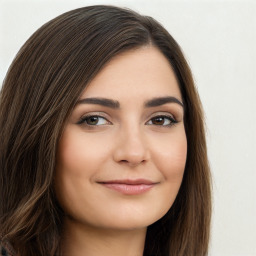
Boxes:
[100,183,154,195]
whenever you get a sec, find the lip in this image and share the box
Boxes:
[98,179,157,195]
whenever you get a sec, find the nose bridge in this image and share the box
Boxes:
[113,121,149,166]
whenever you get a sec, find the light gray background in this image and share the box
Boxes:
[1,0,255,255]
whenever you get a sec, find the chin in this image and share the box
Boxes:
[79,205,170,232]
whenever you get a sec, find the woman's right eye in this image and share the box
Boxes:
[77,115,111,126]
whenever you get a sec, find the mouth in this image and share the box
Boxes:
[98,179,158,195]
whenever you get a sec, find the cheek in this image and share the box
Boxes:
[54,127,113,215]
[56,128,109,177]
[54,128,98,212]
[148,129,187,218]
[152,128,187,180]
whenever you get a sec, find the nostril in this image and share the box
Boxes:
[118,159,146,167]
[120,160,129,163]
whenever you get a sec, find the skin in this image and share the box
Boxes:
[55,46,187,256]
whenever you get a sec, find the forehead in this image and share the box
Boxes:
[81,46,182,101]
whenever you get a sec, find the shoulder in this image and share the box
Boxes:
[0,240,17,256]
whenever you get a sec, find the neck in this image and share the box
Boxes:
[60,217,147,256]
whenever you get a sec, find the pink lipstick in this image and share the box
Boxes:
[98,179,156,195]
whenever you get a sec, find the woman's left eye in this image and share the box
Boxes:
[78,115,110,126]
[146,115,177,126]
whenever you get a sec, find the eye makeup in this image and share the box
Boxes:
[76,112,178,129]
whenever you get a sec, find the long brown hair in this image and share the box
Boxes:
[0,5,211,255]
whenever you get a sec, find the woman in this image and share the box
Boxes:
[0,5,211,256]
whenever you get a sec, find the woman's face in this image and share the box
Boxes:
[55,46,187,231]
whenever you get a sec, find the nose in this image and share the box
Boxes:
[113,125,150,167]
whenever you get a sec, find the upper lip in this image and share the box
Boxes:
[98,179,157,185]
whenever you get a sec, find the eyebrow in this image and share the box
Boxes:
[145,96,183,108]
[76,96,183,109]
[76,97,120,108]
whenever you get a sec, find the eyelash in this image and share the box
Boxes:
[77,114,178,127]
[147,115,178,126]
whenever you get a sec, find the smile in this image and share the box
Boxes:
[98,179,157,195]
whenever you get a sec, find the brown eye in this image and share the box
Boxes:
[86,116,99,125]
[147,115,177,126]
[78,115,110,126]
[151,116,165,125]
